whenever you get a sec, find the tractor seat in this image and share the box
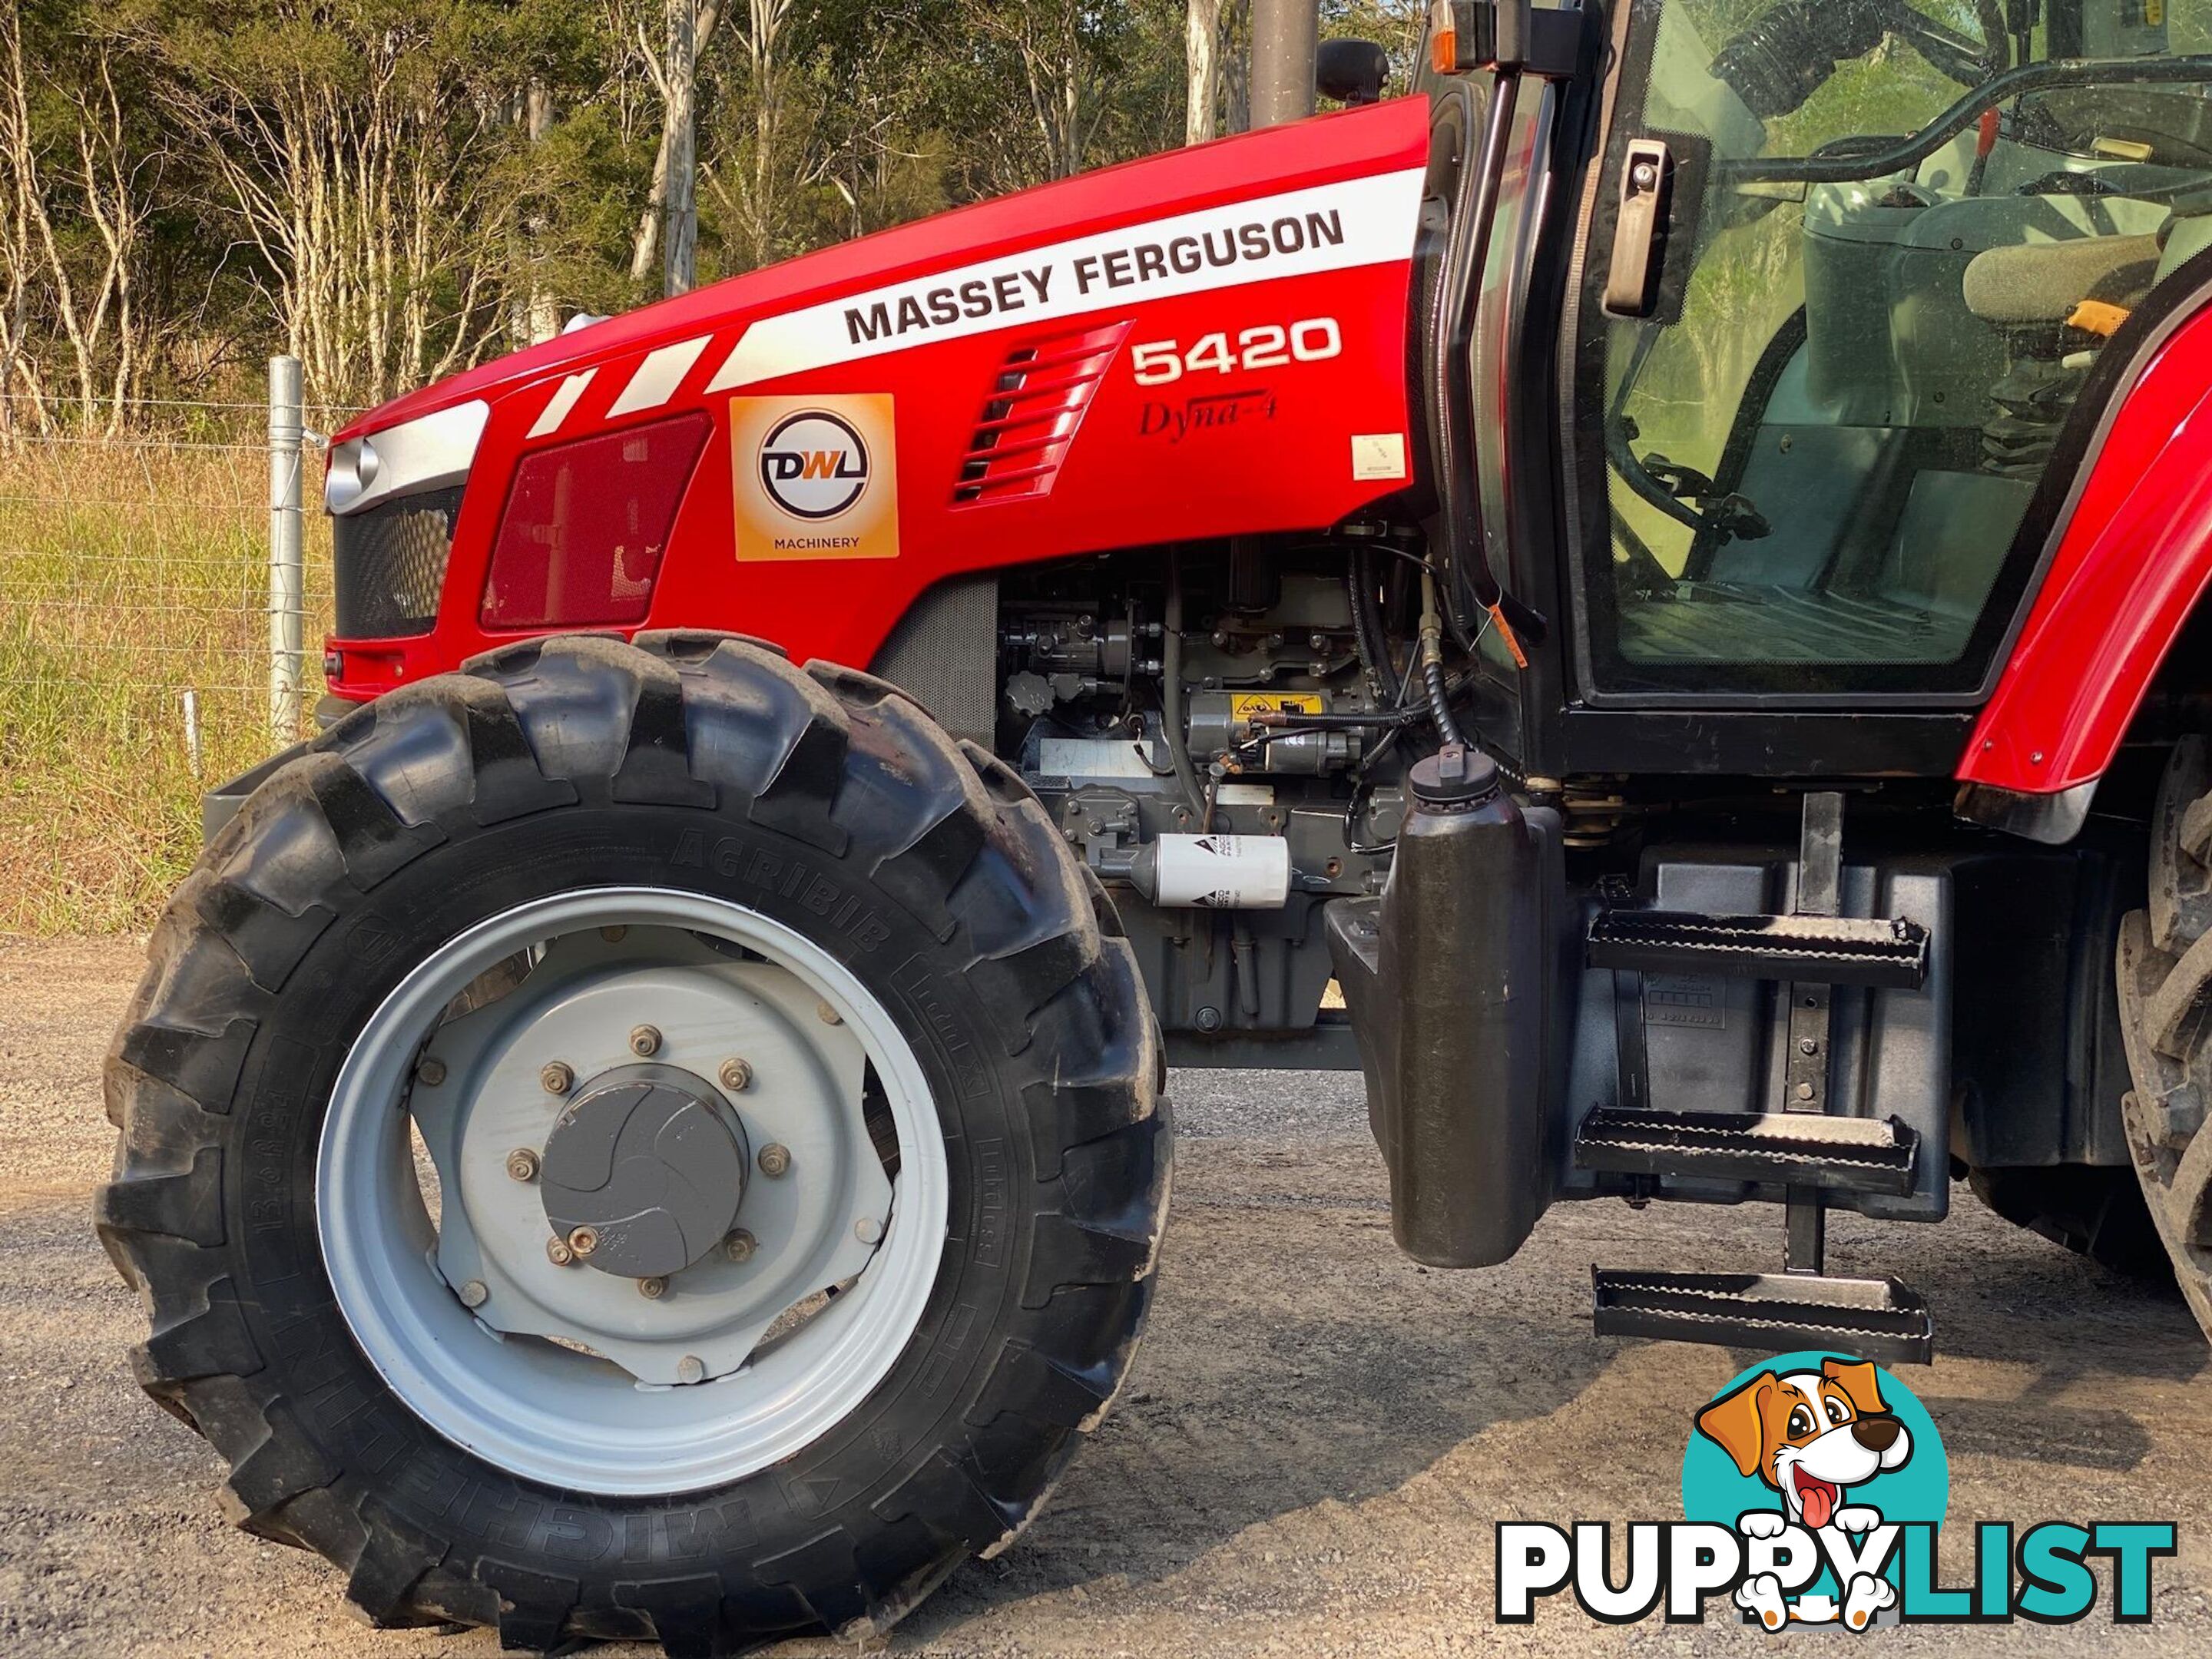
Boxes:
[1962,233,2161,324]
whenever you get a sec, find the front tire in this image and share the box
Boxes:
[96,633,1169,1654]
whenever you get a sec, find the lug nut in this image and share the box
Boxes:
[816,1001,842,1026]
[568,1226,599,1258]
[416,1057,447,1087]
[458,1280,488,1308]
[725,1229,757,1263]
[854,1216,885,1245]
[506,1147,541,1182]
[599,925,628,942]
[637,1276,668,1300]
[757,1143,792,1178]
[541,1061,575,1095]
[546,1237,576,1267]
[719,1057,753,1093]
[676,1355,705,1384]
[630,1025,661,1057]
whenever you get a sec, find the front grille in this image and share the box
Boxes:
[333,486,462,637]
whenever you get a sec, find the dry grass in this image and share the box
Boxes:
[0,433,331,935]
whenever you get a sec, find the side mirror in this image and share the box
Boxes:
[1317,38,1390,107]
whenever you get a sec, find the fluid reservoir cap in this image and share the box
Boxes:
[1409,743,1499,807]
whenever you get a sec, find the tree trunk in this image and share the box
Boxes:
[628,129,671,283]
[664,0,698,297]
[1185,0,1222,146]
[743,0,790,273]
[1224,0,1253,134]
[631,0,724,291]
[523,81,558,343]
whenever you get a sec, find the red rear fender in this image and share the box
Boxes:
[1961,293,2212,800]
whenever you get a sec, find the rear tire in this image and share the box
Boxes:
[2116,736,2212,1340]
[95,633,1169,1654]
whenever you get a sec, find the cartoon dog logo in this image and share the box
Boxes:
[1695,1357,1912,1631]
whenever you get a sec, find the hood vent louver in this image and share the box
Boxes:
[953,321,1130,505]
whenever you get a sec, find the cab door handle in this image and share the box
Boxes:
[1603,137,1675,318]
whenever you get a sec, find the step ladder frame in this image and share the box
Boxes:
[1591,1268,1935,1367]
[1585,790,1937,1363]
[1573,1107,1920,1194]
[1783,790,1843,1277]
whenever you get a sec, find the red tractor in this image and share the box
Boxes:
[99,0,2212,1648]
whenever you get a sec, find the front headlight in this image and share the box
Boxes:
[324,400,488,517]
[325,435,381,512]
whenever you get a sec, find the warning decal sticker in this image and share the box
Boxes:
[1229,691,1323,721]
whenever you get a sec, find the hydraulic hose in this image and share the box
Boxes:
[1419,571,1467,747]
[1424,660,1462,746]
[1159,556,1208,819]
[1251,707,1431,732]
[1346,546,1395,706]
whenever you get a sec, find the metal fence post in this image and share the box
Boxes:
[268,355,304,740]
[1250,0,1319,127]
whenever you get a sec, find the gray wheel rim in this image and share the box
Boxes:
[317,886,949,1496]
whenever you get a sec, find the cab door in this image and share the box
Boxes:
[1567,0,2212,711]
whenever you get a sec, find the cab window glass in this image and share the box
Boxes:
[1586,1,2212,695]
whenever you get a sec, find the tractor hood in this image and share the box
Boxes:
[324,97,1434,697]
[339,101,1429,445]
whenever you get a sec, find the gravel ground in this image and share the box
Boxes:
[5,934,2211,1656]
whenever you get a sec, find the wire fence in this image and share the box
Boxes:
[0,366,363,932]
[0,369,353,723]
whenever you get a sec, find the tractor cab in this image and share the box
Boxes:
[1427,0,2212,784]
[1588,0,2212,701]
[1330,0,2212,1360]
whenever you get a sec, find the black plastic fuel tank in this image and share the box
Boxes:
[1325,745,1565,1267]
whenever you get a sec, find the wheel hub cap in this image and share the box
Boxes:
[540,1064,749,1279]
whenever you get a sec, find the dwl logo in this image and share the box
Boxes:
[760,410,869,519]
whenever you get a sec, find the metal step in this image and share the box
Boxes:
[1575,1108,1919,1195]
[1591,1268,1933,1365]
[1586,909,1929,988]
